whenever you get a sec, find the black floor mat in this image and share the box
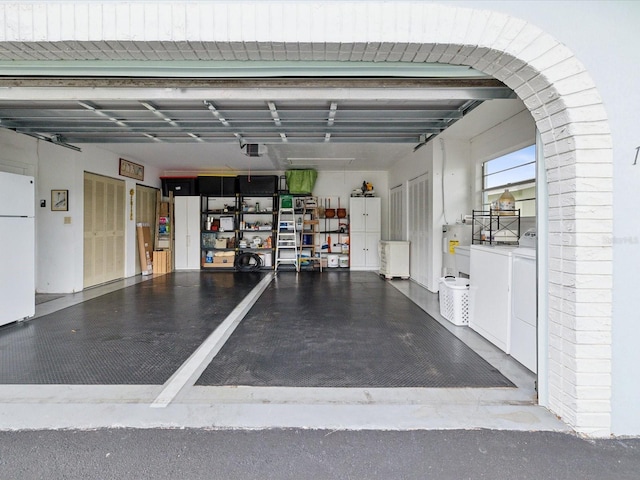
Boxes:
[196,272,514,388]
[0,272,266,385]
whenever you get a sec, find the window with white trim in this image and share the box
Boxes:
[482,144,536,216]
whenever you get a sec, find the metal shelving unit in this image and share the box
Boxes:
[471,209,520,245]
[237,193,278,269]
[200,194,239,269]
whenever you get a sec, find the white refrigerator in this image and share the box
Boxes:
[0,171,35,327]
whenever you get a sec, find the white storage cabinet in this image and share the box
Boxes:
[349,197,381,270]
[174,196,201,270]
[379,240,410,279]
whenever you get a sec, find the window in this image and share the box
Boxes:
[482,145,536,216]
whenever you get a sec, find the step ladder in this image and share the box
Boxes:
[300,196,323,271]
[275,207,300,272]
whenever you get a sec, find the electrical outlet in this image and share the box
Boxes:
[64,216,71,224]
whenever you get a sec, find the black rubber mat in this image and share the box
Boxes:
[197,271,514,388]
[0,272,266,385]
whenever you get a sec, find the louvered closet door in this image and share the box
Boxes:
[135,185,158,275]
[84,172,125,288]
[408,173,429,288]
[389,184,406,241]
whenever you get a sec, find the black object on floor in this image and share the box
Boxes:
[196,272,514,388]
[0,272,266,385]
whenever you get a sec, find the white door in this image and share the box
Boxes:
[408,173,429,288]
[389,184,406,241]
[174,196,200,270]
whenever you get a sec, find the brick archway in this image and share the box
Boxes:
[0,1,613,435]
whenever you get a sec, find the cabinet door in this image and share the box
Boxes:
[350,231,380,269]
[349,197,366,231]
[350,197,380,232]
[365,198,381,233]
[349,231,367,268]
[175,196,200,270]
[364,232,381,268]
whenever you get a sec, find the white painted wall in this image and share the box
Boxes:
[1,132,383,293]
[0,128,162,293]
[313,170,389,240]
[389,99,534,292]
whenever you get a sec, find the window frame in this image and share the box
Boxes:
[481,144,537,213]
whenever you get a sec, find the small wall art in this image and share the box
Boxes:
[119,158,144,181]
[51,189,68,211]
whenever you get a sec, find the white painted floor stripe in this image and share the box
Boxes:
[150,273,274,408]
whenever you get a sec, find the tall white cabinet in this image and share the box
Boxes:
[349,197,381,270]
[174,196,201,270]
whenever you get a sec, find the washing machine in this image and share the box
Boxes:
[469,245,517,353]
[510,230,537,373]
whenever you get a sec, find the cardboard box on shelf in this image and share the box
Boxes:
[212,254,235,268]
[159,202,170,217]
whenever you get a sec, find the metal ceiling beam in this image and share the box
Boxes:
[0,61,488,79]
[0,85,515,103]
[57,135,421,144]
[12,124,446,134]
[0,110,466,122]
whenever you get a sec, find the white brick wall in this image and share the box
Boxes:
[0,1,615,436]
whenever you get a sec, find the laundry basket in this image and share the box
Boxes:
[438,276,470,326]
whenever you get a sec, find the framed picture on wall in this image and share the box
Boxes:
[119,158,144,181]
[51,189,68,211]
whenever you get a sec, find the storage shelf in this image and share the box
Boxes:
[471,209,520,245]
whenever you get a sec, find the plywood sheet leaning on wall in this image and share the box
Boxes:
[136,223,153,275]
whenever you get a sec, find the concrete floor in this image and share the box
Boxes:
[0,271,569,433]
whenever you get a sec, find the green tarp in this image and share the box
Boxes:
[285,169,317,194]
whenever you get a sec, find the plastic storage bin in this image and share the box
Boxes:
[438,276,470,326]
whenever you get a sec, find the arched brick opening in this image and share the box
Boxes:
[410,13,614,436]
[0,1,614,435]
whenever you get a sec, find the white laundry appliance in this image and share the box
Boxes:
[469,244,517,353]
[0,171,35,327]
[510,229,537,372]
